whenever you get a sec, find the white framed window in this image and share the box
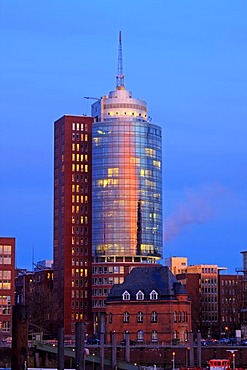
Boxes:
[123,311,129,323]
[122,290,130,301]
[137,311,143,323]
[151,311,158,322]
[151,330,158,342]
[136,290,144,300]
[150,289,158,300]
[137,330,144,342]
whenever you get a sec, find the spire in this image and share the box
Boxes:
[116,31,125,89]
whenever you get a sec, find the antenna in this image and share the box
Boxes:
[116,31,124,89]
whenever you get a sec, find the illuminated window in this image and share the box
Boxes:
[145,147,156,158]
[153,160,161,168]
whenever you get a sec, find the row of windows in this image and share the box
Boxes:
[72,185,89,194]
[221,279,237,286]
[71,246,89,254]
[0,321,10,331]
[202,296,218,303]
[92,288,111,296]
[107,112,146,118]
[92,277,124,286]
[71,227,88,235]
[71,279,88,288]
[71,203,89,214]
[123,290,158,301]
[201,287,217,293]
[0,256,11,265]
[72,133,88,141]
[71,268,88,277]
[71,290,88,299]
[114,311,189,324]
[71,300,88,309]
[93,266,124,274]
[104,103,147,111]
[72,122,88,131]
[0,296,11,315]
[0,245,11,254]
[71,258,88,267]
[202,278,217,284]
[72,143,89,152]
[72,154,88,162]
[72,164,88,172]
[202,314,218,322]
[72,174,88,183]
[0,281,11,290]
[117,329,188,343]
[0,271,11,279]
[202,268,217,273]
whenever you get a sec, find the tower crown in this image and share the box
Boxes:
[116,31,125,90]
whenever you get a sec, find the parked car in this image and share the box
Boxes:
[120,339,136,346]
[86,337,100,345]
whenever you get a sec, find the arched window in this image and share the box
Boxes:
[152,330,158,342]
[151,311,158,322]
[184,330,188,342]
[174,311,177,322]
[136,290,144,300]
[122,290,130,300]
[181,311,185,322]
[123,312,129,323]
[137,311,144,323]
[149,289,158,300]
[137,330,144,342]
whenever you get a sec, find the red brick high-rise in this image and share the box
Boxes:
[53,115,93,339]
[0,237,15,340]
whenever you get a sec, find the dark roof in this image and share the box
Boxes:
[107,265,188,302]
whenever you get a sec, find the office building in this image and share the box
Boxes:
[91,33,163,332]
[53,115,94,338]
[0,237,15,341]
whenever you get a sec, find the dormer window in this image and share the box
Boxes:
[122,291,130,301]
[150,289,158,300]
[136,290,144,300]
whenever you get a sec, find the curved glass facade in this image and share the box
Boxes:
[92,118,162,259]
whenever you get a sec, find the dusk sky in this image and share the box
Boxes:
[0,1,246,273]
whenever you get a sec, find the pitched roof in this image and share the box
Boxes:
[107,265,188,302]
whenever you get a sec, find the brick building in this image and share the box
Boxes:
[0,237,15,341]
[218,273,244,337]
[15,262,56,337]
[53,115,94,339]
[105,265,191,344]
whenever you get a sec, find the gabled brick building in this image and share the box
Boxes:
[105,265,191,344]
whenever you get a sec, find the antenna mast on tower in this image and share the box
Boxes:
[116,31,125,89]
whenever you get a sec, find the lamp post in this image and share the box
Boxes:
[92,353,95,370]
[172,352,176,370]
[226,350,238,370]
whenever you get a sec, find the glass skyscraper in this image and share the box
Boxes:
[92,98,162,259]
[91,34,163,329]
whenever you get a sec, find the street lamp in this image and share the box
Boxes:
[226,350,238,370]
[92,353,95,370]
[172,352,176,370]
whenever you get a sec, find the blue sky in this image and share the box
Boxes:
[0,0,246,272]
